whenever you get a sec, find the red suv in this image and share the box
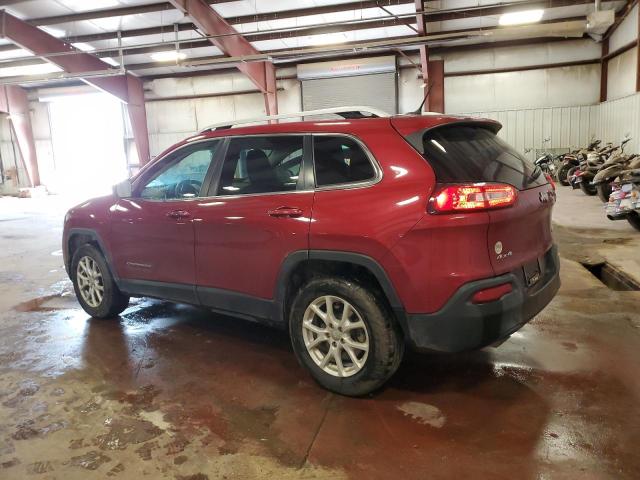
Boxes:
[63,108,559,396]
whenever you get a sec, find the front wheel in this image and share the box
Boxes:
[71,244,130,318]
[289,277,404,396]
[579,178,597,196]
[596,183,612,203]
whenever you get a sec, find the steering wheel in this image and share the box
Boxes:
[175,179,202,198]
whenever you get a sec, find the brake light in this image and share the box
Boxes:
[428,183,517,213]
[544,173,556,190]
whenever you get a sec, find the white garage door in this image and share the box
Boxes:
[301,73,397,115]
[298,56,397,115]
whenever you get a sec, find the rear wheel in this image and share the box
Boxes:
[289,277,404,396]
[557,163,572,186]
[596,183,612,203]
[627,212,640,232]
[71,244,129,318]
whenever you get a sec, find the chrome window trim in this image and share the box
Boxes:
[139,132,383,202]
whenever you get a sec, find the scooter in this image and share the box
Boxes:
[588,136,632,200]
[533,138,561,179]
[605,160,640,231]
[592,149,636,202]
[557,139,601,186]
[570,142,619,195]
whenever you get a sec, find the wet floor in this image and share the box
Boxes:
[1,195,640,479]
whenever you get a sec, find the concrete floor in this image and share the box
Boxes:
[0,189,639,480]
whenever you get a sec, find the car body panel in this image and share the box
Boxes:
[109,198,198,285]
[194,191,314,299]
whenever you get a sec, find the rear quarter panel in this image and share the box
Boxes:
[309,122,433,262]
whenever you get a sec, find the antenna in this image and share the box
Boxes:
[408,81,433,115]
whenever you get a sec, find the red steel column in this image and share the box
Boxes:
[0,86,39,186]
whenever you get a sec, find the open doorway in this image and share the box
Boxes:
[47,93,128,197]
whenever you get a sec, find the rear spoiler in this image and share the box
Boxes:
[390,117,502,155]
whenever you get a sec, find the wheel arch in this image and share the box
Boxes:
[65,228,119,282]
[274,250,406,327]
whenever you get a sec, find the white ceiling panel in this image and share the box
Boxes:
[6,1,69,19]
[86,9,186,32]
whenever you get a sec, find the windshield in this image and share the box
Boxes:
[419,124,546,190]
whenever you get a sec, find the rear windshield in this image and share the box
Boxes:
[416,124,546,189]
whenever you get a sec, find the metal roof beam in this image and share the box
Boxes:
[167,0,278,114]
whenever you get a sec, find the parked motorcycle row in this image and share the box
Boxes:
[533,135,640,232]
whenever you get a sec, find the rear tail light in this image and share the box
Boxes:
[428,183,517,214]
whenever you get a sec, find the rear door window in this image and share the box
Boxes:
[217,136,304,196]
[418,125,546,189]
[313,136,376,187]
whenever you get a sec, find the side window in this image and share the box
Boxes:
[217,136,304,196]
[139,141,220,200]
[313,136,376,187]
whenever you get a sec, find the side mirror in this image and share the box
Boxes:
[113,179,132,198]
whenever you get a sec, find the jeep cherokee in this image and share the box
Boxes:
[63,108,560,396]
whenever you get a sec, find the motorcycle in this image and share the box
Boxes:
[533,138,561,179]
[569,141,619,195]
[605,158,640,231]
[592,149,635,202]
[557,139,601,186]
[588,136,632,201]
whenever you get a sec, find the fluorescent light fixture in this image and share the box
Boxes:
[150,50,187,62]
[72,42,95,52]
[0,63,62,78]
[307,32,348,46]
[102,57,120,67]
[499,9,544,26]
[0,48,30,60]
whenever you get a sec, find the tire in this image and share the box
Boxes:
[289,277,404,396]
[596,183,612,203]
[567,166,578,188]
[557,163,572,186]
[579,178,597,196]
[71,244,129,318]
[627,212,640,232]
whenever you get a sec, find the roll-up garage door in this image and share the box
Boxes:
[297,56,397,115]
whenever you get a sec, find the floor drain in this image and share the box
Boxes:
[581,262,640,291]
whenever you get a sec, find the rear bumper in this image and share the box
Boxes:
[402,245,560,353]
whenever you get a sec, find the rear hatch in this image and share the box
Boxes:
[392,118,554,276]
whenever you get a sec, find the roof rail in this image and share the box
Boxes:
[199,105,389,132]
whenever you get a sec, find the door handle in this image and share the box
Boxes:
[166,209,191,220]
[267,206,303,218]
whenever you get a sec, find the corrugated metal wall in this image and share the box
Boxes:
[462,92,640,160]
[459,105,599,161]
[595,92,640,153]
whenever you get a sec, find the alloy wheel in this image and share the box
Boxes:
[302,295,369,377]
[76,256,104,308]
